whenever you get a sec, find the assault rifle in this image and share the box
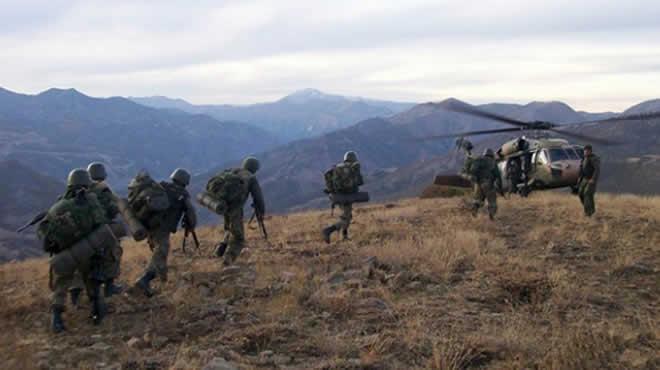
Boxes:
[16,211,47,233]
[181,216,200,253]
[248,204,268,240]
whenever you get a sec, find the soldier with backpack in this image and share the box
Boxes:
[467,148,503,220]
[322,151,365,243]
[197,157,265,266]
[69,162,125,306]
[38,169,115,333]
[132,169,197,297]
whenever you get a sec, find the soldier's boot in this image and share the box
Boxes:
[214,242,228,258]
[470,205,479,218]
[342,228,350,241]
[104,279,124,297]
[322,226,337,244]
[135,271,156,298]
[51,305,66,334]
[90,281,106,325]
[70,288,82,307]
[488,210,495,221]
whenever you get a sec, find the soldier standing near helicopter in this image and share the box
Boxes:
[467,148,502,220]
[578,144,600,217]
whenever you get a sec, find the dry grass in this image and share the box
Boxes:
[0,192,658,369]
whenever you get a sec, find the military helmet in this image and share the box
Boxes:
[242,157,260,174]
[483,148,495,158]
[67,168,92,188]
[170,168,191,186]
[87,162,107,181]
[344,151,358,163]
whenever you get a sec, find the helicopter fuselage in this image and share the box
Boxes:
[496,137,584,193]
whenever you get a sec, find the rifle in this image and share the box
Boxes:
[181,217,200,253]
[16,211,47,233]
[248,205,268,240]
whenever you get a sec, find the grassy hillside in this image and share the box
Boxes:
[0,193,658,369]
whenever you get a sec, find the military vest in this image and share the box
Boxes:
[580,154,599,180]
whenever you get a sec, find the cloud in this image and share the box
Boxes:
[1,0,659,111]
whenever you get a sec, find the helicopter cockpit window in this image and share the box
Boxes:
[548,148,570,161]
[574,147,584,158]
[565,148,580,160]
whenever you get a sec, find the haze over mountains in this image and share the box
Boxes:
[130,89,415,141]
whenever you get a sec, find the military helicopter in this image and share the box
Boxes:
[426,100,660,196]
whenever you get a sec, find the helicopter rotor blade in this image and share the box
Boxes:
[414,127,526,141]
[569,111,660,125]
[442,101,536,128]
[548,127,621,145]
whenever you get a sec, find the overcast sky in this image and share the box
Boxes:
[1,0,659,111]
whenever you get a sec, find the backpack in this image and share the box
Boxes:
[37,190,107,254]
[205,168,250,208]
[160,181,188,233]
[89,182,119,220]
[469,157,496,182]
[325,162,361,194]
[127,171,170,226]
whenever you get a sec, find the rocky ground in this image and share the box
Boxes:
[0,193,658,369]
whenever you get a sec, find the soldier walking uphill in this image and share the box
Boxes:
[578,144,601,217]
[201,157,265,266]
[37,169,116,333]
[467,148,503,220]
[322,151,365,243]
[69,162,125,306]
[134,169,197,297]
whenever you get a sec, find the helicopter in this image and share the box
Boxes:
[426,100,660,196]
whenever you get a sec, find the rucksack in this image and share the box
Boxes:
[325,162,361,194]
[469,157,496,182]
[89,182,119,220]
[160,181,188,233]
[205,168,250,208]
[37,190,107,253]
[127,171,170,225]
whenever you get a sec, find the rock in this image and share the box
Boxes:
[326,271,345,285]
[90,342,112,352]
[36,351,50,359]
[199,285,212,297]
[407,281,422,290]
[280,271,296,284]
[126,337,143,349]
[201,357,239,370]
[260,350,274,358]
[151,336,168,349]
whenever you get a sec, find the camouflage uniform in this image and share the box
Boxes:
[147,180,196,281]
[468,153,502,219]
[222,169,265,265]
[578,151,600,217]
[323,153,364,242]
[69,181,123,301]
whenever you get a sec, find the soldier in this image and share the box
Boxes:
[213,157,265,266]
[506,157,522,194]
[578,144,600,217]
[322,151,364,243]
[69,162,124,305]
[468,148,502,220]
[38,169,112,333]
[134,168,197,297]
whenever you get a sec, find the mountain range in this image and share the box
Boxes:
[130,89,415,141]
[0,87,281,186]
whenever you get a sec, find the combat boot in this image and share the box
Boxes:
[215,242,228,258]
[51,305,66,334]
[70,287,82,307]
[135,271,156,298]
[342,228,350,241]
[322,226,337,244]
[104,279,124,297]
[488,211,495,221]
